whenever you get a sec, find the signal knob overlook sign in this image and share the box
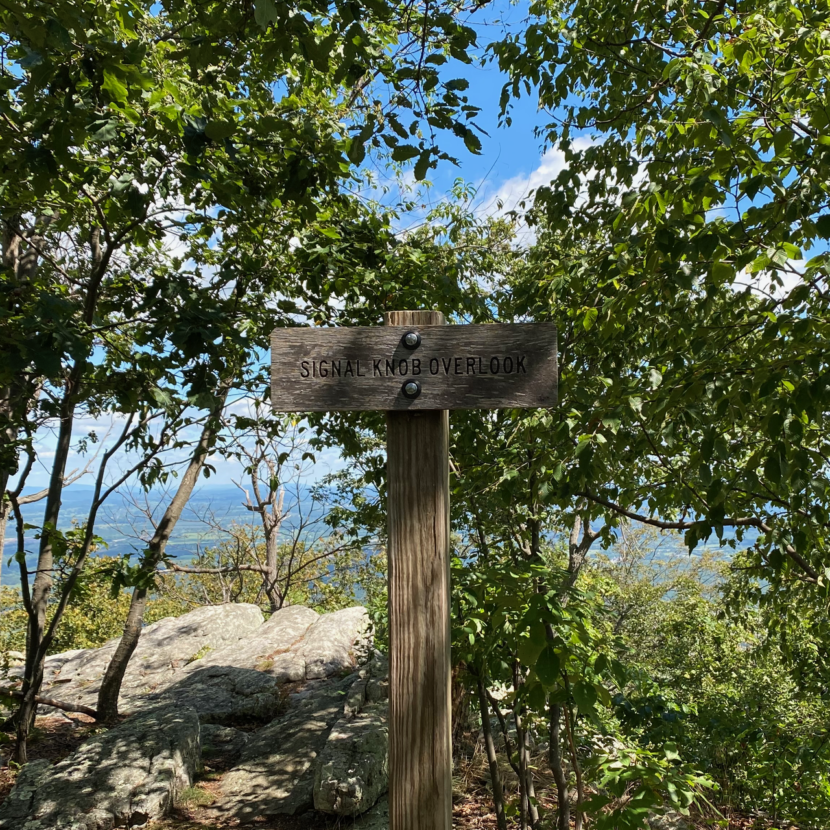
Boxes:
[270,313,557,830]
[270,321,557,411]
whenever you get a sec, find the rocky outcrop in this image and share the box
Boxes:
[300,605,373,679]
[0,705,200,829]
[214,675,359,820]
[313,701,388,815]
[200,724,249,768]
[188,605,317,682]
[0,603,385,829]
[212,649,389,822]
[27,604,372,720]
[183,604,373,684]
[314,653,389,816]
[152,664,286,725]
[37,603,265,714]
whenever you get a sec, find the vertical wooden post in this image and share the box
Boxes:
[385,309,452,830]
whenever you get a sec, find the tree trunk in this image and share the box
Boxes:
[514,703,539,828]
[15,382,76,759]
[564,703,585,830]
[475,674,508,830]
[549,702,570,830]
[0,490,7,588]
[96,386,230,721]
[262,507,284,612]
[451,665,470,749]
[96,586,148,721]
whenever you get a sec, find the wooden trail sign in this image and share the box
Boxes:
[271,321,557,411]
[271,312,557,830]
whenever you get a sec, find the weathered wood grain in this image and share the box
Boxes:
[270,320,557,411]
[386,310,452,830]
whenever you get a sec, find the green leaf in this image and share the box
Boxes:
[535,645,560,686]
[102,70,128,103]
[347,137,366,166]
[518,632,546,666]
[205,121,236,140]
[391,144,420,162]
[572,681,597,713]
[462,127,482,154]
[254,0,278,27]
[712,261,734,282]
[88,119,119,142]
[582,307,598,331]
[414,150,431,181]
[663,742,681,761]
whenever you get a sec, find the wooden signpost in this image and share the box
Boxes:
[271,311,557,830]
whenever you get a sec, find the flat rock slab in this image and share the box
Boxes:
[40,604,265,713]
[189,605,373,682]
[0,705,199,830]
[188,605,318,682]
[152,665,284,725]
[301,606,373,679]
[213,675,357,821]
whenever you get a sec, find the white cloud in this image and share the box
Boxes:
[733,260,809,302]
[476,137,598,216]
[467,137,599,246]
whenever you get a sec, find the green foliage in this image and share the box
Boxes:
[452,537,713,827]
[585,741,711,830]
[594,526,830,827]
[487,0,830,613]
[0,586,26,654]
[0,558,141,653]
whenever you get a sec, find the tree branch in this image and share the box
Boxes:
[577,491,819,581]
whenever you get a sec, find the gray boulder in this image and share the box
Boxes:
[300,606,373,679]
[187,604,318,682]
[0,705,199,829]
[152,664,285,725]
[213,675,358,820]
[314,701,388,815]
[314,652,389,816]
[40,604,264,713]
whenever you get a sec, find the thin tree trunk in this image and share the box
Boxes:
[511,661,536,829]
[0,493,7,588]
[475,674,508,830]
[486,687,522,781]
[451,665,470,749]
[564,703,585,830]
[514,703,539,827]
[261,489,285,612]
[549,702,570,830]
[96,386,230,721]
[15,380,76,759]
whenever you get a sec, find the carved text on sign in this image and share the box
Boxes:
[298,355,530,379]
[271,322,557,412]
